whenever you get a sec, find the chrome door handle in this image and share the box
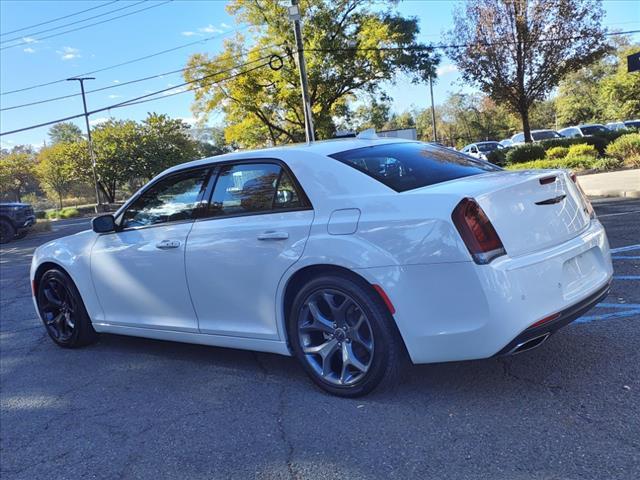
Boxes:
[257,231,289,241]
[156,239,181,249]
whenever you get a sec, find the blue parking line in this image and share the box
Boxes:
[610,244,640,253]
[575,309,640,324]
[613,276,640,280]
[596,303,640,309]
[612,256,640,260]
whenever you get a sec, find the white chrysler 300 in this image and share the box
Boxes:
[31,136,613,396]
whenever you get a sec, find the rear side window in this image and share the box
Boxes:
[330,142,500,192]
[208,162,308,217]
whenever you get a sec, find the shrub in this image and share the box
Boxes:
[605,133,640,168]
[505,143,546,164]
[45,207,81,220]
[566,144,598,159]
[592,157,624,171]
[540,136,608,156]
[59,207,80,219]
[546,146,569,159]
[486,148,509,165]
[505,156,599,171]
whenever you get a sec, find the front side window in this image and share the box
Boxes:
[531,130,561,140]
[121,169,209,228]
[209,163,307,217]
[580,125,608,136]
[330,142,500,193]
[512,133,524,142]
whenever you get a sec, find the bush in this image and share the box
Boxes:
[505,156,599,171]
[566,143,598,159]
[45,207,81,220]
[605,133,640,168]
[59,207,80,219]
[486,148,509,165]
[506,143,546,164]
[539,136,608,156]
[546,146,569,159]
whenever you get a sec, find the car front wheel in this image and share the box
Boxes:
[288,273,405,397]
[36,269,98,348]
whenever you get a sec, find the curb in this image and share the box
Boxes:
[585,190,640,199]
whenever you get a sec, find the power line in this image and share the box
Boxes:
[305,29,640,53]
[0,0,119,37]
[0,25,250,96]
[0,0,173,51]
[0,43,283,112]
[1,0,148,45]
[0,55,279,137]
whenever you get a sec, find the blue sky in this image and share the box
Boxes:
[1,0,638,150]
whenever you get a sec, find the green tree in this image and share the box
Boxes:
[600,45,640,121]
[0,148,38,202]
[350,98,392,131]
[137,113,201,180]
[184,0,439,148]
[90,119,142,203]
[48,122,84,144]
[447,0,609,142]
[35,143,81,208]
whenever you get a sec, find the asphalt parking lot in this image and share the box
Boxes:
[1,200,638,480]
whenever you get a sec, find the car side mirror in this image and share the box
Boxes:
[92,214,116,233]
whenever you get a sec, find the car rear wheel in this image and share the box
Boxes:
[0,219,15,244]
[37,269,98,348]
[288,273,405,397]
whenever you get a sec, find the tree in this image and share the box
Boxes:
[0,148,37,202]
[90,119,142,203]
[137,113,200,181]
[349,98,392,131]
[184,0,439,148]
[48,122,83,144]
[35,143,81,209]
[447,0,609,142]
[600,45,640,121]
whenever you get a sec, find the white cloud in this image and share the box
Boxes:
[107,94,121,99]
[162,86,187,96]
[178,116,197,126]
[199,24,223,34]
[220,23,231,29]
[181,31,199,37]
[22,37,37,44]
[89,117,109,126]
[57,46,81,61]
[112,80,120,84]
[436,64,458,76]
[23,47,35,53]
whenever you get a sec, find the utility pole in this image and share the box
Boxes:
[429,72,438,142]
[288,0,315,142]
[67,77,101,212]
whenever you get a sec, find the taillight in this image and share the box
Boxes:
[570,171,595,219]
[452,198,506,264]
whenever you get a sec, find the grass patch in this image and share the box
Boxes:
[505,156,623,172]
[45,207,81,220]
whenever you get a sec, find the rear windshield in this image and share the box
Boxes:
[330,142,500,192]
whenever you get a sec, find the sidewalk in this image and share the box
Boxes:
[578,169,640,198]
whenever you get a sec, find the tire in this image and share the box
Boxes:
[36,268,98,348]
[0,219,15,244]
[287,273,405,397]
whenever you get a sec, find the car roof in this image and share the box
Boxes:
[163,137,415,175]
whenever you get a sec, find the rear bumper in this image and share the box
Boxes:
[356,219,613,364]
[495,279,611,356]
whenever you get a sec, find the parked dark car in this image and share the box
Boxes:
[0,203,35,243]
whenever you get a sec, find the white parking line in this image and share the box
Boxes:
[610,244,640,253]
[598,210,640,218]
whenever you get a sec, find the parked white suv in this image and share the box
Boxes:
[510,130,563,145]
[460,141,502,160]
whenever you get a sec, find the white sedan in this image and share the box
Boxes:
[31,136,613,397]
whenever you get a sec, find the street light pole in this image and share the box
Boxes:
[429,72,438,143]
[288,0,315,142]
[67,77,101,212]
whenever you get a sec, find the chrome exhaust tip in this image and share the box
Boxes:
[507,333,551,355]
